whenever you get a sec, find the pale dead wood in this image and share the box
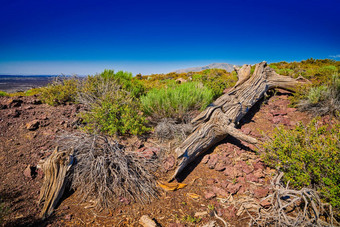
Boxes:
[38,146,74,219]
[171,62,304,180]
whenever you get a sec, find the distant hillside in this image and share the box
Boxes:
[175,63,235,73]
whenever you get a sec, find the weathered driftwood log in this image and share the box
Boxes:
[171,62,304,180]
[38,146,74,219]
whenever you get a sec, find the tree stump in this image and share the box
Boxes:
[171,61,304,180]
[38,146,74,219]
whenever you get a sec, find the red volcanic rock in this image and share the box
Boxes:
[214,162,226,171]
[8,109,21,118]
[271,110,287,116]
[241,127,252,135]
[253,159,265,171]
[204,191,216,200]
[163,155,175,172]
[281,118,291,126]
[206,178,217,185]
[23,165,32,178]
[7,98,23,108]
[212,186,228,197]
[136,147,159,159]
[245,173,259,183]
[260,198,272,208]
[254,169,265,178]
[227,183,241,194]
[237,177,246,184]
[223,166,239,179]
[207,154,219,169]
[168,223,185,227]
[26,120,40,131]
[253,187,269,198]
[224,205,237,220]
[236,161,253,174]
[272,116,283,124]
[201,155,210,164]
[64,214,72,221]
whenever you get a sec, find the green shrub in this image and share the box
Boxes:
[318,65,338,77]
[140,82,214,121]
[40,77,78,106]
[11,88,42,97]
[78,74,149,136]
[191,69,237,98]
[99,70,145,97]
[307,85,328,104]
[262,119,340,210]
[0,91,8,97]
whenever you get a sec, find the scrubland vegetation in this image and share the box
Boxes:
[141,81,213,121]
[1,58,339,217]
[263,119,340,210]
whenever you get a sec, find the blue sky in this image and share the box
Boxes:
[0,0,339,75]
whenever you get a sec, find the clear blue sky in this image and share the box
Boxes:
[0,0,339,75]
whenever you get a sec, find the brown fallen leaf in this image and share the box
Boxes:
[157,181,187,191]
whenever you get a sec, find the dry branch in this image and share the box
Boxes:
[241,173,338,226]
[171,62,304,180]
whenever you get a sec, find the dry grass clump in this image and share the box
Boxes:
[298,74,340,118]
[154,118,193,141]
[58,133,159,209]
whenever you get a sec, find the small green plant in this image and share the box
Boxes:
[141,82,214,121]
[208,204,215,210]
[0,91,8,97]
[40,77,78,106]
[181,215,201,224]
[262,118,340,211]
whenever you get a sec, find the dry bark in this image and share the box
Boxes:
[38,146,74,219]
[171,61,304,180]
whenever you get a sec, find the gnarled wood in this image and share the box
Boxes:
[38,146,74,219]
[171,62,303,180]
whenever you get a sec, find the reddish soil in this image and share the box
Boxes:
[0,91,311,227]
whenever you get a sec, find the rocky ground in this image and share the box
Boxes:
[0,91,311,226]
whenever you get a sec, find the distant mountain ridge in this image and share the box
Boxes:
[175,63,235,73]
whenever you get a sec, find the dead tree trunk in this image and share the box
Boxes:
[171,62,304,180]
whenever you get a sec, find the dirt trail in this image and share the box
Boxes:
[0,92,311,226]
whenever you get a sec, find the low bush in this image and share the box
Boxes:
[0,91,8,97]
[191,69,238,98]
[141,82,214,121]
[100,69,145,97]
[11,88,42,97]
[78,74,149,136]
[298,73,340,118]
[262,118,340,210]
[40,77,78,106]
